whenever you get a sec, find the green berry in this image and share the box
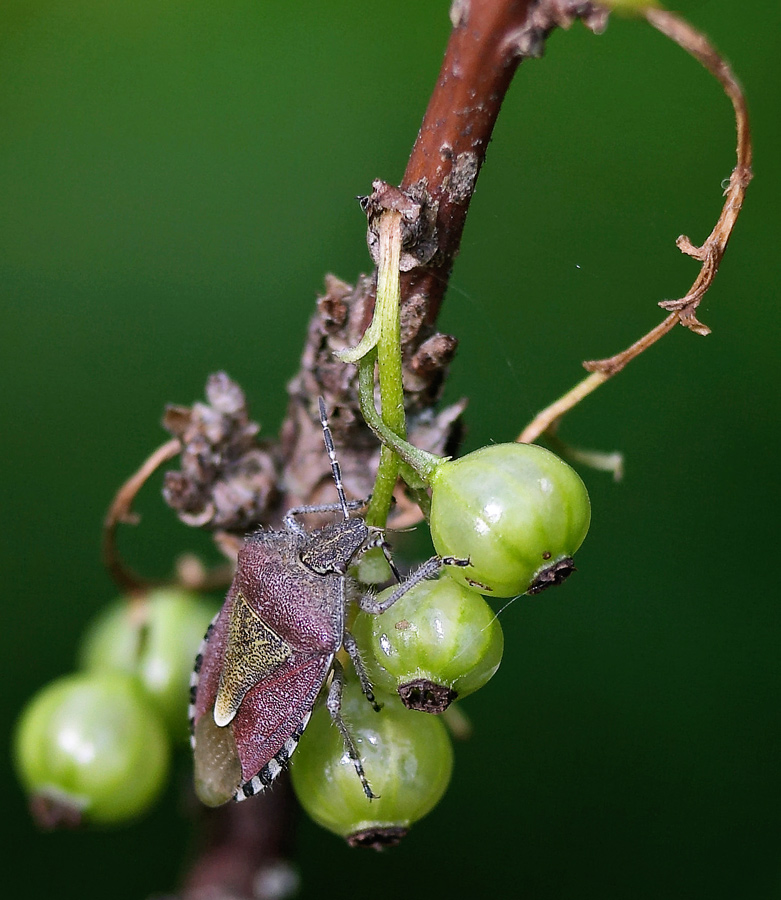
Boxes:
[430,443,590,597]
[79,588,218,741]
[290,678,453,848]
[14,672,170,826]
[353,575,503,712]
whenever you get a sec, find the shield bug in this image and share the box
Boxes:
[189,398,467,807]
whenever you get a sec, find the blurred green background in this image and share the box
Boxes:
[2,1,779,897]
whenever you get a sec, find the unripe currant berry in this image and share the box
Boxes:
[14,672,170,827]
[79,589,219,741]
[429,443,590,597]
[353,575,503,712]
[290,678,453,848]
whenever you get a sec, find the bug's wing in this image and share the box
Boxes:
[230,654,333,799]
[213,589,293,727]
[190,584,334,805]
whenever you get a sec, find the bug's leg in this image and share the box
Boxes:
[327,660,378,800]
[364,532,403,583]
[283,498,369,534]
[343,630,381,712]
[358,555,471,615]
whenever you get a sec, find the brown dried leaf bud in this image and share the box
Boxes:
[162,373,280,531]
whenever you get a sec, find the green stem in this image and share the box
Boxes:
[364,212,405,528]
[375,213,405,441]
[341,210,444,528]
[358,352,442,492]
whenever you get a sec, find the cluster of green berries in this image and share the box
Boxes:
[290,441,590,844]
[14,589,218,826]
[14,439,589,845]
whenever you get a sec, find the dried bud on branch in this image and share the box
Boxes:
[162,373,280,531]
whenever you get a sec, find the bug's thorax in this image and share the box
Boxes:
[231,531,344,652]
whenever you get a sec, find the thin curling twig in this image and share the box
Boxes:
[645,7,753,331]
[519,8,752,445]
[104,440,239,594]
[102,439,181,593]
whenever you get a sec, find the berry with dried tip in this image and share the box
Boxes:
[79,588,219,742]
[353,574,503,712]
[290,677,453,848]
[14,672,170,826]
[429,443,591,597]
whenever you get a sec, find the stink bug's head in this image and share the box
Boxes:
[299,516,370,575]
[296,398,375,574]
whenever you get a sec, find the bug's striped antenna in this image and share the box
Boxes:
[318,397,350,519]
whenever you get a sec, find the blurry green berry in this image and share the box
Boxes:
[290,678,453,848]
[353,575,503,712]
[79,588,218,741]
[430,443,591,597]
[14,672,170,826]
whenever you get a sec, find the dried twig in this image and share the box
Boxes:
[104,435,243,595]
[102,439,181,593]
[519,8,752,444]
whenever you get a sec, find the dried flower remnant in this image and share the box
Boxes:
[163,373,280,532]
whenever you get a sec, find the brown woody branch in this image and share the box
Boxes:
[368,0,613,328]
[398,0,608,325]
[283,1,608,531]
